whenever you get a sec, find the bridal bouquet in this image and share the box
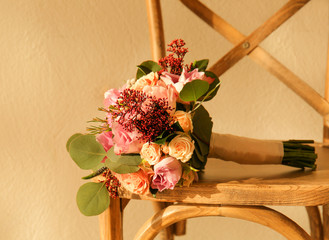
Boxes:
[66,39,317,216]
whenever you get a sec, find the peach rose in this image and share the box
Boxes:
[168,134,195,163]
[113,168,151,195]
[131,72,158,91]
[161,143,169,155]
[181,169,198,187]
[174,111,193,133]
[140,142,162,165]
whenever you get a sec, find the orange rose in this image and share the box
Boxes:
[174,111,193,132]
[113,169,150,195]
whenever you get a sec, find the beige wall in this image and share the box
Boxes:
[0,0,328,239]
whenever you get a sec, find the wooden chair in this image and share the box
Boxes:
[99,0,329,239]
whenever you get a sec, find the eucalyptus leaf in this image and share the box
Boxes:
[105,148,141,174]
[179,80,209,102]
[200,71,221,101]
[69,134,106,170]
[136,61,162,79]
[66,133,83,152]
[154,132,176,145]
[76,182,110,216]
[192,59,209,72]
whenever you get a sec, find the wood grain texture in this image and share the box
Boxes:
[208,0,309,76]
[99,198,123,240]
[134,205,312,240]
[151,202,174,240]
[119,146,329,206]
[324,38,329,143]
[180,0,329,117]
[305,206,323,240]
[324,204,329,240]
[145,0,165,61]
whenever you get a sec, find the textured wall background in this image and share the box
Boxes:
[0,0,328,239]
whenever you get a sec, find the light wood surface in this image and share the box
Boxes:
[134,205,312,240]
[152,202,174,240]
[99,198,123,240]
[324,38,329,143]
[119,146,329,206]
[324,204,329,240]
[180,0,329,117]
[306,206,323,240]
[208,0,309,76]
[145,0,165,61]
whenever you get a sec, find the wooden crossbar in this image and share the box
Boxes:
[145,0,166,60]
[208,0,309,76]
[324,38,329,143]
[181,0,329,117]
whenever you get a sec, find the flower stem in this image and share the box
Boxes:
[282,140,317,170]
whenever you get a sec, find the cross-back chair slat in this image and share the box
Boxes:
[180,0,329,117]
[207,0,310,75]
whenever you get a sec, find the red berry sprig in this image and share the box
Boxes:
[111,89,174,142]
[159,39,188,75]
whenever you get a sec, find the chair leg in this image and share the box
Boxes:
[305,206,323,240]
[324,204,329,240]
[134,204,312,240]
[152,202,174,240]
[173,220,186,236]
[99,198,124,240]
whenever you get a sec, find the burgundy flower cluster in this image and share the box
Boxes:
[102,170,121,199]
[159,39,189,75]
[112,88,174,142]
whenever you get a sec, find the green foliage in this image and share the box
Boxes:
[82,167,108,180]
[191,59,209,72]
[105,148,141,174]
[66,133,83,152]
[179,80,209,102]
[68,134,106,170]
[200,71,221,101]
[76,182,110,216]
[136,61,162,79]
[190,105,213,170]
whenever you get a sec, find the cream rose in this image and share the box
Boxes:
[140,142,162,165]
[168,134,195,163]
[131,72,158,91]
[174,111,193,133]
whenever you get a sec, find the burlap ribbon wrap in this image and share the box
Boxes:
[208,133,283,164]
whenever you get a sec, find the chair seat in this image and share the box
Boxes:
[119,145,329,206]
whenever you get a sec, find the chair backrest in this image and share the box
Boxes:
[145,0,329,143]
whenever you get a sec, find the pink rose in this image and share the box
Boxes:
[112,123,144,154]
[161,68,214,93]
[96,131,113,151]
[151,156,182,192]
[174,68,205,92]
[142,84,177,115]
[104,88,121,108]
[160,71,180,84]
[113,168,151,195]
[96,131,114,162]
